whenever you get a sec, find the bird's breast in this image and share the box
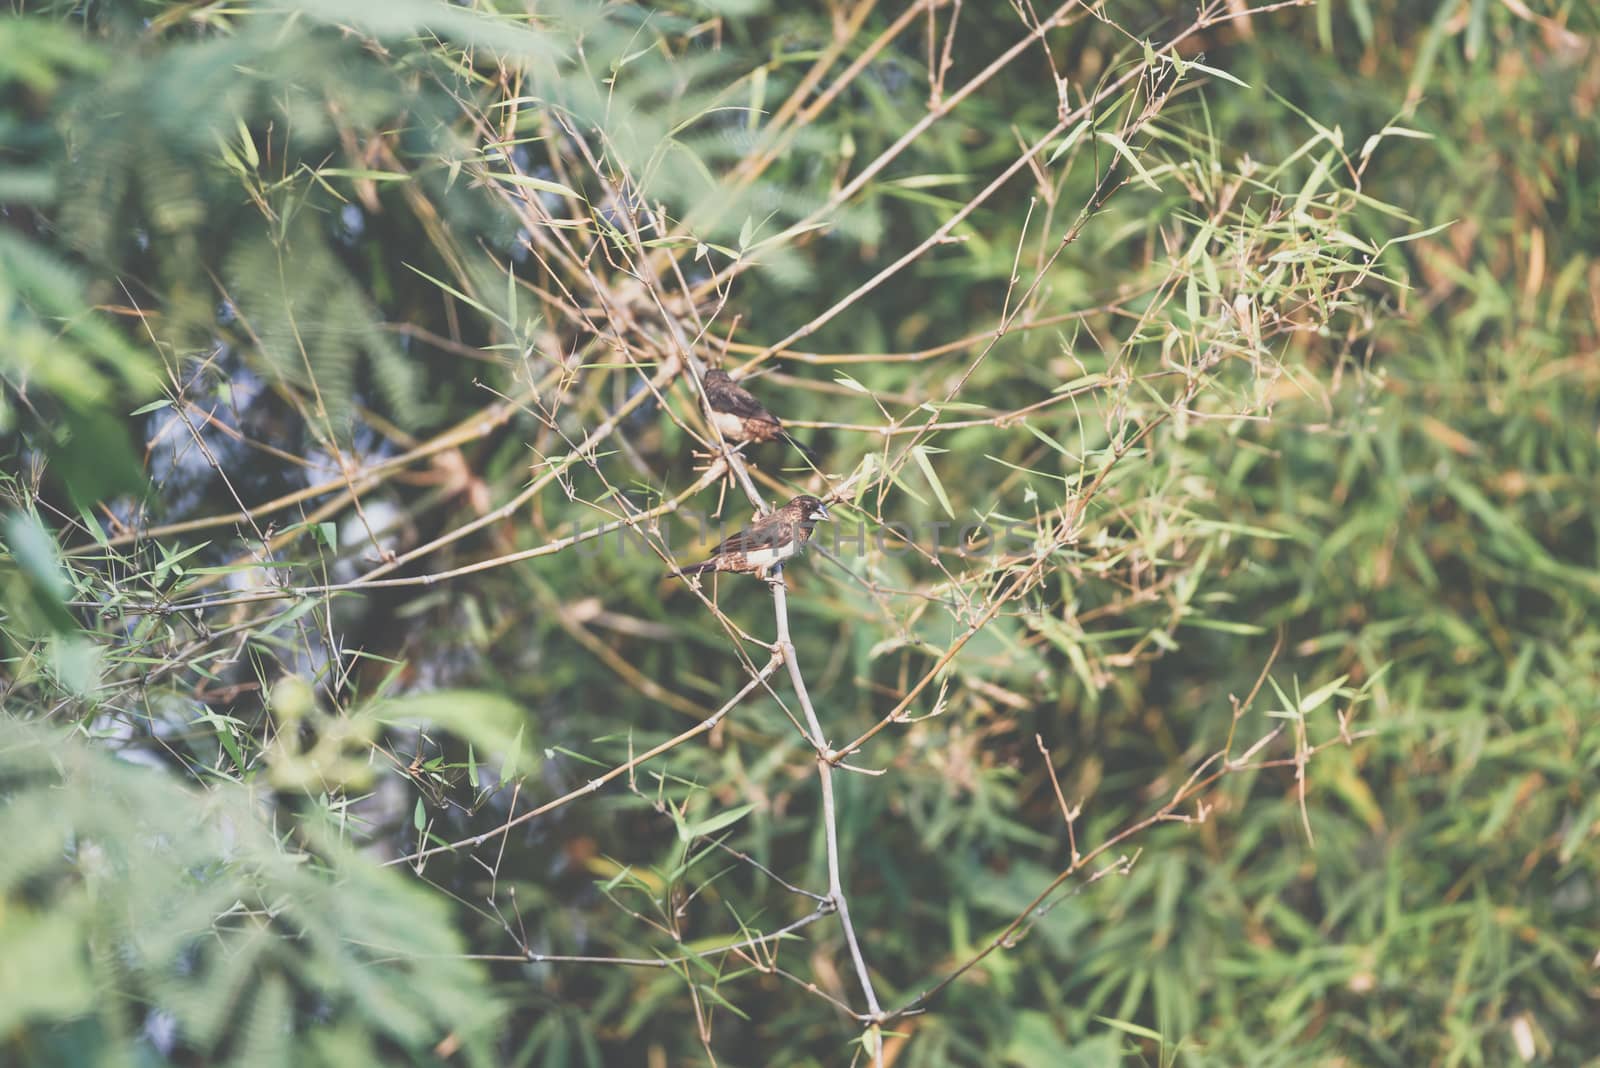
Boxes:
[711,410,750,440]
[741,541,798,569]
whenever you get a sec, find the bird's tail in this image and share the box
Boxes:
[781,431,819,465]
[671,560,716,579]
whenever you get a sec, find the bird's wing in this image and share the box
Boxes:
[711,513,790,555]
[708,378,777,422]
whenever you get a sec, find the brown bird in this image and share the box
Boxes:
[701,369,817,462]
[675,495,831,579]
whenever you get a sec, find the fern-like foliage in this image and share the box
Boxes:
[227,220,424,434]
[0,718,501,1068]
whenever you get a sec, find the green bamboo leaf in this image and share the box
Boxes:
[678,802,755,843]
[911,445,955,519]
[487,172,583,200]
[1046,119,1092,164]
[1095,131,1160,190]
[1298,674,1350,716]
[1094,1015,1163,1042]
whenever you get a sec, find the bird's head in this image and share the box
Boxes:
[703,369,733,386]
[789,495,831,523]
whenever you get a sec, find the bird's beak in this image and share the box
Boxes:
[810,503,831,521]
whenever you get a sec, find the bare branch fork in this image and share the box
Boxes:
[770,571,885,1036]
[675,348,887,1050]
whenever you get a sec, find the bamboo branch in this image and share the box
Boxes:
[770,572,886,1054]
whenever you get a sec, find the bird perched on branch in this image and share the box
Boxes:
[701,369,817,462]
[675,495,831,579]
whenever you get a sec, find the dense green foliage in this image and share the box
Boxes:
[1,1,1595,1065]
